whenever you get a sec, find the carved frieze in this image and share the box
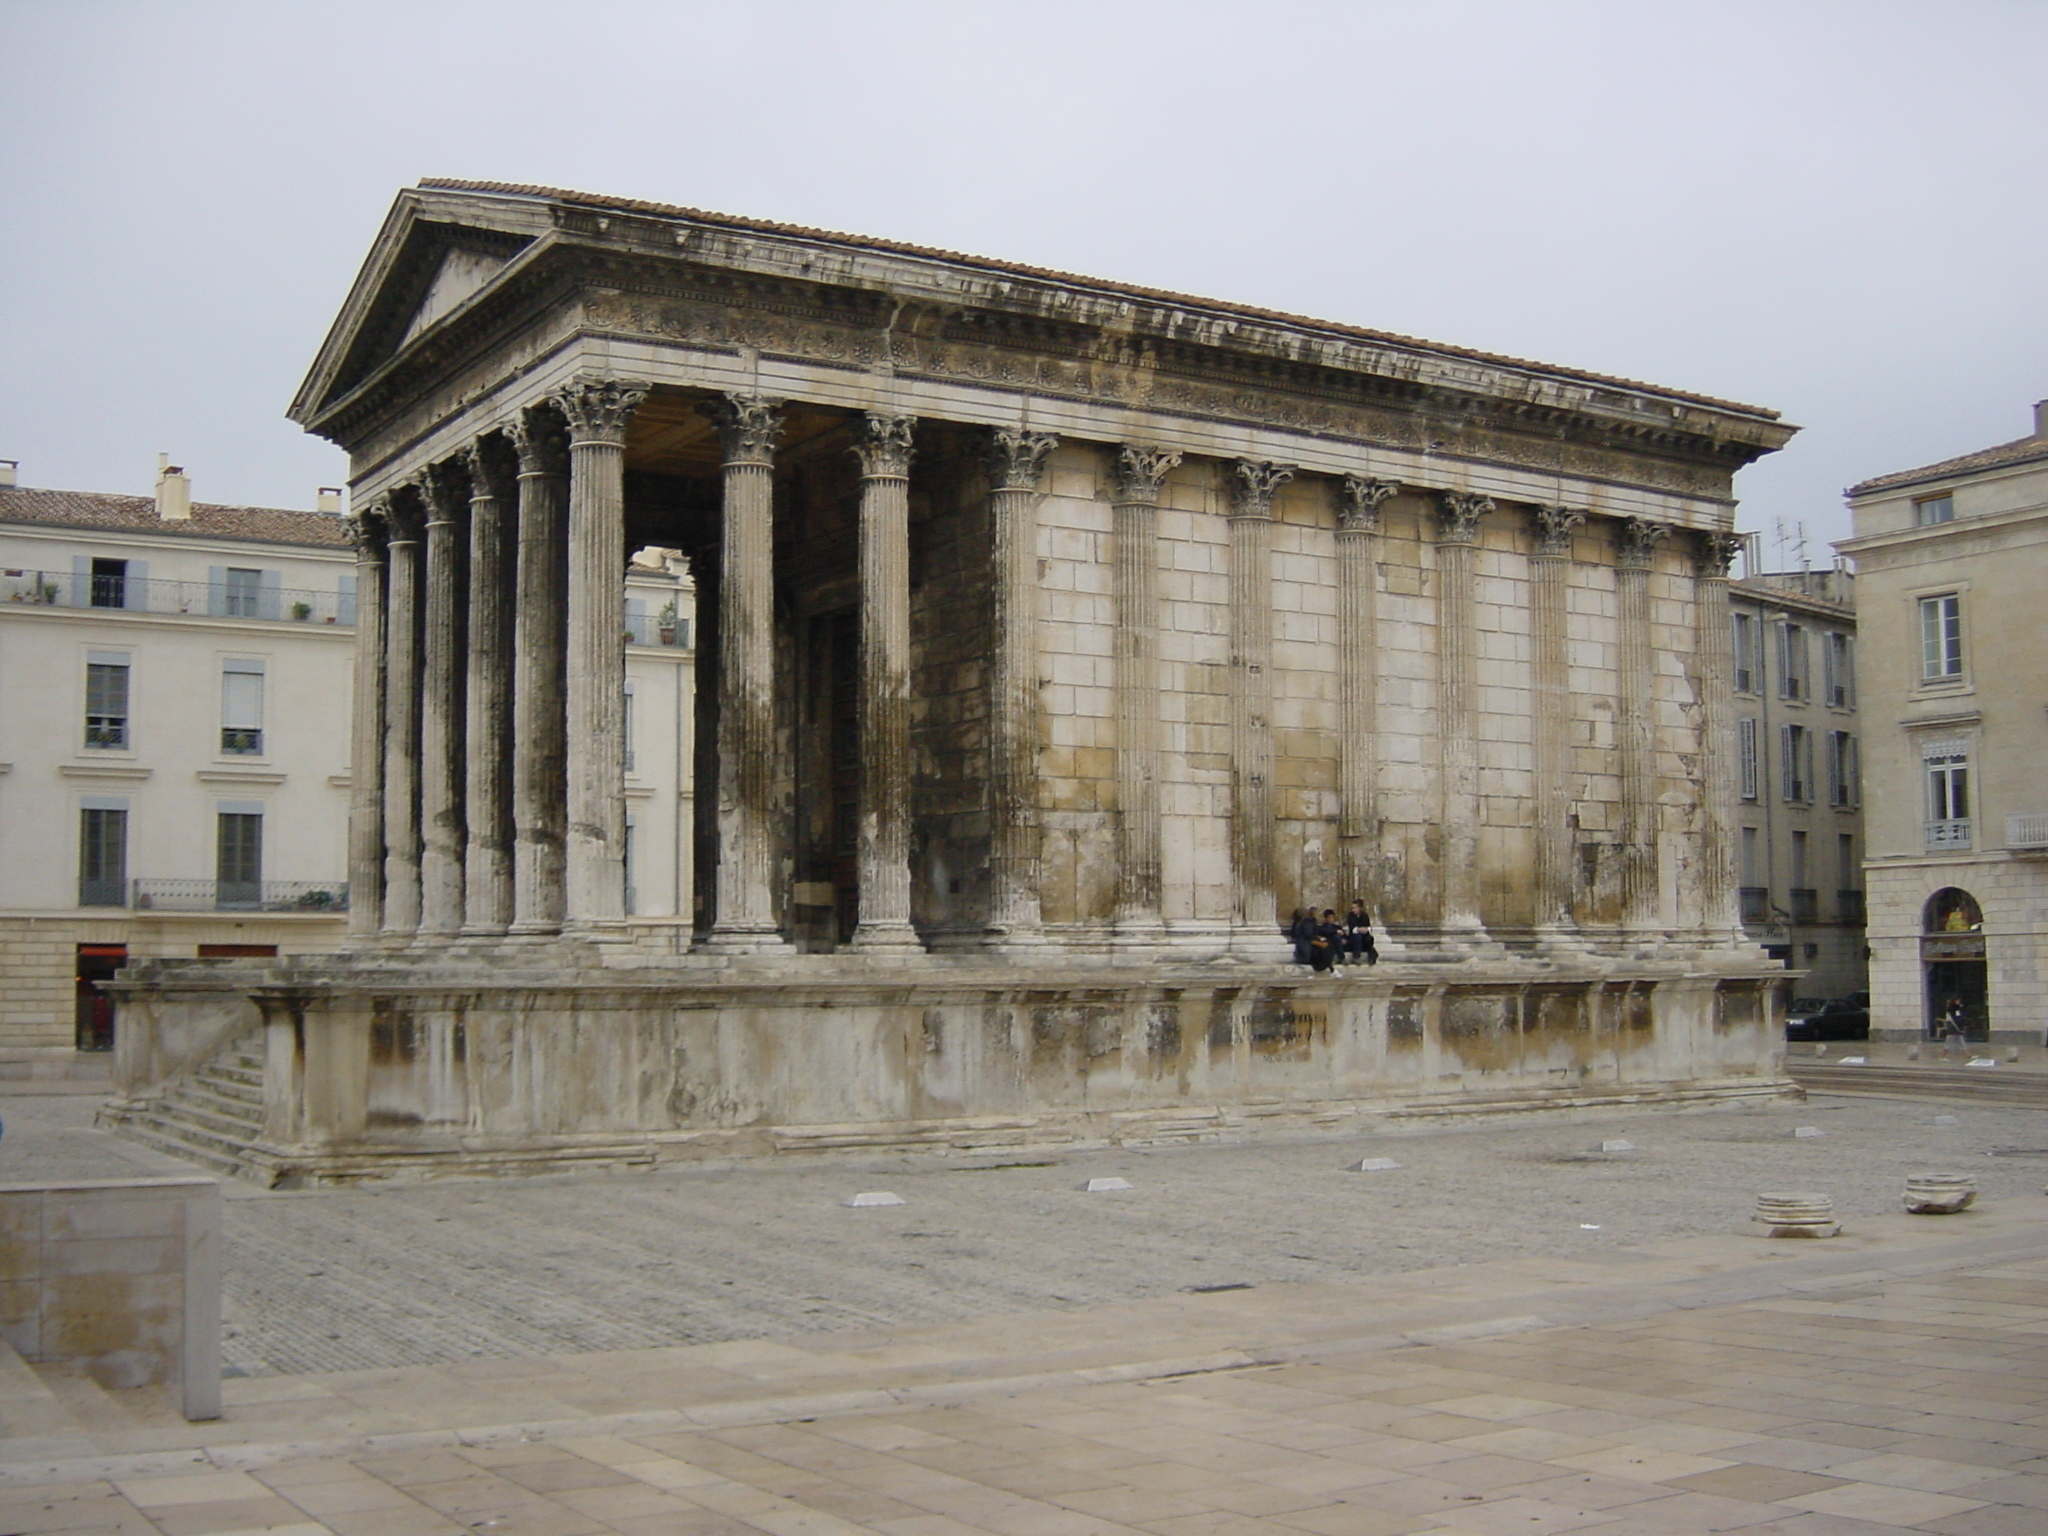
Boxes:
[1229,460,1295,520]
[1338,475,1399,534]
[1112,445,1183,505]
[852,412,916,479]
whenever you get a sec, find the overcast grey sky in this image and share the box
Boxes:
[3,0,2043,553]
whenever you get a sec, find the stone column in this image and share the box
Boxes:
[1337,476,1397,905]
[1111,445,1180,940]
[702,393,789,951]
[507,407,570,937]
[554,377,646,930]
[343,501,387,941]
[1529,506,1585,942]
[984,427,1058,947]
[380,495,424,940]
[1434,491,1493,939]
[849,411,921,951]
[1615,516,1670,934]
[1692,531,1745,941]
[1228,460,1293,953]
[460,438,515,936]
[416,461,469,941]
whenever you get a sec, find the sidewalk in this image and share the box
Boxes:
[5,1194,2047,1533]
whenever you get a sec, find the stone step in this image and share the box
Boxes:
[190,1068,262,1105]
[114,1116,252,1180]
[160,1087,264,1133]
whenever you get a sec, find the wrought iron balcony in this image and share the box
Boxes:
[1837,889,1866,925]
[1738,887,1771,925]
[3,571,352,624]
[130,879,349,913]
[622,611,687,648]
[1788,888,1819,925]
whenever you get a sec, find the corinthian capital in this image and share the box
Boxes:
[506,406,568,478]
[1530,505,1586,558]
[1112,444,1183,505]
[852,411,916,479]
[553,377,647,445]
[702,393,785,466]
[422,458,469,523]
[1338,475,1399,534]
[985,426,1058,491]
[1691,530,1743,579]
[342,496,387,555]
[1615,516,1671,569]
[1229,460,1295,519]
[383,488,425,543]
[1434,490,1493,544]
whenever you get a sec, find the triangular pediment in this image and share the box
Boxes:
[290,187,554,431]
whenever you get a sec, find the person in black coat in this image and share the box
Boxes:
[1309,909,1342,972]
[1343,900,1378,966]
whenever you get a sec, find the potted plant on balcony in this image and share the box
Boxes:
[658,600,678,646]
[291,600,313,621]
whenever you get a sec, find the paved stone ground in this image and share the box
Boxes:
[5,1092,2048,1379]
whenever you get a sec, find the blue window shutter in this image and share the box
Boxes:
[258,569,282,621]
[71,555,90,607]
[208,565,227,616]
[125,559,148,610]
[338,571,357,626]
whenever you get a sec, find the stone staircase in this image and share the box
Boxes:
[107,1032,274,1183]
[1787,1059,2048,1108]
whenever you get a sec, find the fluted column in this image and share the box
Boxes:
[380,495,424,940]
[344,501,388,940]
[1337,476,1397,905]
[703,393,789,951]
[507,408,570,936]
[1229,460,1292,953]
[984,427,1058,947]
[460,438,515,936]
[1692,531,1745,941]
[1111,445,1180,939]
[1529,506,1585,940]
[417,462,468,940]
[1615,516,1670,934]
[555,377,646,929]
[850,411,920,951]
[1434,491,1492,938]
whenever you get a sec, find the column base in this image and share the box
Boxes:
[846,923,924,954]
[702,925,793,955]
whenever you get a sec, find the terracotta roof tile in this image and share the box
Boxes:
[419,178,1782,423]
[0,486,350,548]
[1849,433,2048,497]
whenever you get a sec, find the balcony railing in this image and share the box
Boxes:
[4,571,351,625]
[1837,889,1866,925]
[1788,888,1819,925]
[623,612,688,648]
[131,879,349,913]
[2008,813,2048,850]
[1739,887,1771,925]
[1925,818,1972,852]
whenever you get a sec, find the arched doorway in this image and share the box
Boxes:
[1922,888,1987,1040]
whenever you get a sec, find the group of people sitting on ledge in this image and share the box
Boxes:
[1288,902,1378,972]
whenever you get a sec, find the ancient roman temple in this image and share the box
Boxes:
[107,181,1800,1183]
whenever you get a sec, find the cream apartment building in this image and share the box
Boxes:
[1840,402,2048,1042]
[0,458,694,1060]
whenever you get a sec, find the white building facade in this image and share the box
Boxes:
[0,460,692,1060]
[1839,403,2048,1043]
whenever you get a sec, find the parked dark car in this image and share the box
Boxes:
[1785,998,1871,1041]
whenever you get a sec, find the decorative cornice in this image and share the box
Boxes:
[851,411,916,479]
[1691,530,1744,579]
[1112,444,1183,505]
[1434,490,1493,544]
[1229,460,1295,520]
[702,392,786,466]
[553,376,647,446]
[506,405,569,478]
[1616,516,1671,568]
[197,769,288,785]
[1531,504,1586,558]
[985,427,1058,491]
[1337,475,1398,534]
[58,764,152,781]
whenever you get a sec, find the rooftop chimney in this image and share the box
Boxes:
[155,454,191,521]
[2035,400,2047,440]
[316,486,344,515]
[0,459,17,489]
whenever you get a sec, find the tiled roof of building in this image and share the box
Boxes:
[1848,432,2048,497]
[420,178,1782,422]
[0,485,351,549]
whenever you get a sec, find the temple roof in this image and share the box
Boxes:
[0,485,350,549]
